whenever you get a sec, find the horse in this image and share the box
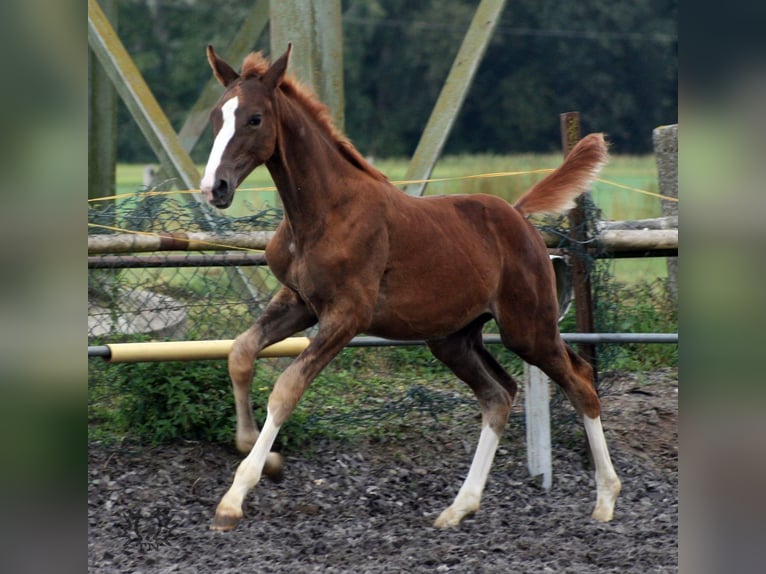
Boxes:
[199,43,621,532]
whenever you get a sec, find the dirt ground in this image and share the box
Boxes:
[88,368,677,573]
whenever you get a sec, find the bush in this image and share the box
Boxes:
[89,360,236,444]
[88,357,316,448]
[595,278,678,371]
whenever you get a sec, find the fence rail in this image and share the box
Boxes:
[88,332,678,363]
[88,223,677,257]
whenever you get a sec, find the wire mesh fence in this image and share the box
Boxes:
[88,184,605,343]
[88,185,284,343]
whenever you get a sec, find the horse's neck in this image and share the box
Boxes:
[266,96,355,234]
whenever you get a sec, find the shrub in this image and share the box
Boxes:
[596,278,678,371]
[94,360,236,443]
[88,357,316,448]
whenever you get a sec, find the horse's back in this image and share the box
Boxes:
[390,192,546,264]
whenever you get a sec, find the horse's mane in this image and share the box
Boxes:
[241,52,388,183]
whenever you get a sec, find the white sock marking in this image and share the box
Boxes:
[435,424,501,527]
[200,96,239,198]
[219,408,281,511]
[583,415,621,520]
[456,425,500,507]
[583,415,613,481]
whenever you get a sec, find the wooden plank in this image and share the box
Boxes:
[598,229,678,251]
[402,0,507,196]
[88,227,677,255]
[597,216,678,231]
[88,0,118,202]
[88,231,274,254]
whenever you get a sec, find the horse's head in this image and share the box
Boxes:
[200,44,292,209]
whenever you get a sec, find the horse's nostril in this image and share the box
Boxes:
[214,179,229,198]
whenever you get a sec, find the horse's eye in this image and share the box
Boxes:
[248,114,262,127]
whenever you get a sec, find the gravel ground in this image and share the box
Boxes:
[88,368,677,573]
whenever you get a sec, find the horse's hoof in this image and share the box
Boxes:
[210,510,242,532]
[591,477,620,522]
[263,452,284,483]
[433,508,465,529]
[591,504,615,523]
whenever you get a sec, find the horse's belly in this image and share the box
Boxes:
[367,287,491,340]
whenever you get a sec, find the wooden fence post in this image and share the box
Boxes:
[269,0,344,130]
[653,124,678,303]
[88,0,117,204]
[560,112,597,374]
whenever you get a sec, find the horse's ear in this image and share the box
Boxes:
[262,43,292,91]
[207,45,239,87]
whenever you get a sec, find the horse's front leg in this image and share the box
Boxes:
[228,287,316,454]
[212,315,359,531]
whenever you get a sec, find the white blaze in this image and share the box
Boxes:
[200,96,239,199]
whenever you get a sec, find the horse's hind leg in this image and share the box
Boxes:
[520,337,621,522]
[228,287,316,454]
[427,319,517,528]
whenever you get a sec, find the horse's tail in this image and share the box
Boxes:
[513,133,608,217]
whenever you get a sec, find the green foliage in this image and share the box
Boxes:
[88,353,330,448]
[603,278,678,371]
[89,360,236,444]
[111,0,677,162]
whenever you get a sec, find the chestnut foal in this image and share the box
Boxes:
[200,44,620,531]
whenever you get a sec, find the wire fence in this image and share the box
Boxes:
[88,183,284,343]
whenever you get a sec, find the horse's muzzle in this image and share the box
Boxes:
[210,179,234,209]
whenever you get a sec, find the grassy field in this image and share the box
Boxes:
[114,153,667,283]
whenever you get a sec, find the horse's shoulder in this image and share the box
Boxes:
[264,220,295,278]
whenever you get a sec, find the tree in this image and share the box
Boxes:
[106,0,677,161]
